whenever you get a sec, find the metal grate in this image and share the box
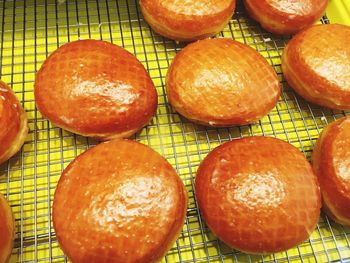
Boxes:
[0,0,349,262]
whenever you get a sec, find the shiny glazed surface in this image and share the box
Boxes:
[139,0,235,41]
[195,136,321,254]
[158,0,232,15]
[244,0,328,35]
[34,40,157,140]
[300,26,350,90]
[53,140,188,263]
[0,193,15,263]
[282,24,350,110]
[267,0,322,15]
[313,117,350,226]
[166,38,280,126]
[0,81,28,164]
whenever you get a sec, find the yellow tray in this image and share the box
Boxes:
[327,0,350,25]
[0,1,349,262]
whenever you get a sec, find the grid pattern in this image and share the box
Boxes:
[0,0,349,262]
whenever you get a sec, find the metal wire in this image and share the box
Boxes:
[0,0,349,262]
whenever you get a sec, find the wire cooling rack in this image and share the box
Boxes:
[0,0,349,262]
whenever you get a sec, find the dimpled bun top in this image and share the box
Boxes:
[313,117,350,227]
[244,0,328,35]
[166,38,280,127]
[139,0,236,41]
[195,136,321,254]
[0,80,28,164]
[34,40,157,140]
[282,24,350,110]
[53,139,187,263]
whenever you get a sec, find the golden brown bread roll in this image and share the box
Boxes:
[244,0,328,35]
[53,139,188,263]
[282,24,350,110]
[139,0,236,41]
[0,81,28,165]
[166,38,280,127]
[312,116,350,227]
[34,40,158,141]
[0,193,15,263]
[195,136,321,254]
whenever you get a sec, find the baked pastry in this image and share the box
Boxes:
[53,139,187,263]
[0,193,15,263]
[244,0,328,35]
[282,24,350,110]
[139,0,236,41]
[166,38,280,126]
[312,116,350,227]
[0,80,28,164]
[34,40,158,140]
[195,136,321,254]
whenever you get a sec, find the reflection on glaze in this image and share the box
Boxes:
[192,69,240,91]
[337,160,350,182]
[299,26,350,92]
[267,0,313,15]
[161,0,229,15]
[71,80,139,104]
[59,116,74,124]
[307,52,350,90]
[90,176,173,234]
[228,172,286,208]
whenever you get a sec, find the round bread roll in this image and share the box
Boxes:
[166,38,280,127]
[312,116,350,227]
[244,0,328,35]
[282,24,350,110]
[53,139,188,263]
[195,136,321,254]
[0,193,15,263]
[34,40,157,140]
[0,80,28,165]
[139,0,236,41]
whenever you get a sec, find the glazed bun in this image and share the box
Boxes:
[53,139,187,263]
[0,193,15,263]
[312,117,350,227]
[139,0,236,41]
[0,80,28,164]
[282,24,350,110]
[195,136,321,254]
[166,38,280,127]
[35,40,158,141]
[244,0,328,35]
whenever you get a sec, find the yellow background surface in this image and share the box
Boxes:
[0,0,349,262]
[328,0,350,25]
